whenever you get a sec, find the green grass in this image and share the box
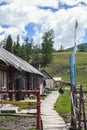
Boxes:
[54,87,71,114]
[30,128,36,130]
[54,87,71,122]
[0,116,15,118]
[0,127,36,130]
[44,52,87,85]
[18,105,29,111]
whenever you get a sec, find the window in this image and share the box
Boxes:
[0,71,7,90]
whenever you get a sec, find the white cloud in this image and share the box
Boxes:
[59,0,87,6]
[0,0,87,49]
[34,5,87,49]
[0,0,58,8]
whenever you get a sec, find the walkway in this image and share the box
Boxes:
[41,91,68,130]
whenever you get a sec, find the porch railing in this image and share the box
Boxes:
[0,83,41,129]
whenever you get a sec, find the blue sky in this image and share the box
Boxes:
[25,23,35,38]
[0,0,87,49]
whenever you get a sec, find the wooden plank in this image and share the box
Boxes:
[75,107,81,114]
[74,94,80,99]
[0,113,36,117]
[74,94,84,101]
[0,90,39,94]
[0,100,40,106]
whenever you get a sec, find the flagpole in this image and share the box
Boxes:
[70,19,78,128]
[74,24,76,55]
[73,19,78,56]
[74,20,77,44]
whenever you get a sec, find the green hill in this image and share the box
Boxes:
[66,43,87,51]
[43,52,87,85]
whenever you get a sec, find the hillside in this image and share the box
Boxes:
[66,43,87,51]
[43,52,87,85]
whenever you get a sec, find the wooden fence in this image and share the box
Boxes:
[0,83,41,129]
[70,85,87,130]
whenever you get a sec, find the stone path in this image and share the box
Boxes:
[41,91,68,130]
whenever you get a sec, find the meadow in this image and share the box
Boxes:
[44,52,87,86]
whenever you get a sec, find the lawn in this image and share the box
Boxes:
[44,52,87,85]
[54,87,71,122]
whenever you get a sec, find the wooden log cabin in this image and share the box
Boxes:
[0,47,44,100]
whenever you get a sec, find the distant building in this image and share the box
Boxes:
[41,70,54,90]
[53,77,62,82]
[53,77,62,86]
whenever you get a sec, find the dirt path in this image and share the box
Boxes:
[0,116,36,130]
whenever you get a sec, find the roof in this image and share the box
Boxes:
[41,70,53,79]
[0,47,43,76]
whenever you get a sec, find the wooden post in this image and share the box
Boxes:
[81,86,87,130]
[37,83,40,129]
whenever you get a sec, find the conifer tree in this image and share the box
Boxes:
[41,29,54,66]
[4,34,13,52]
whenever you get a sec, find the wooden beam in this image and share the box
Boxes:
[0,100,40,106]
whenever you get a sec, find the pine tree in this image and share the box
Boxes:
[20,44,27,61]
[41,29,54,66]
[4,34,13,52]
[31,44,42,69]
[13,35,21,57]
[24,37,33,63]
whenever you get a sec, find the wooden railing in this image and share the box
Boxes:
[70,85,87,130]
[0,84,41,129]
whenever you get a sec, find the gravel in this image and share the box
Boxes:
[0,116,36,130]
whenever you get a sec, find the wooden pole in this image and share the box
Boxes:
[37,83,40,129]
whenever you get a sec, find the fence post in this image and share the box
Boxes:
[37,83,41,129]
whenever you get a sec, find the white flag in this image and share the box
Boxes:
[73,19,78,55]
[75,19,78,29]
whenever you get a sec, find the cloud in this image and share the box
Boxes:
[0,0,87,49]
[34,5,87,49]
[59,0,87,6]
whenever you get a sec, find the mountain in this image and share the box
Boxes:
[66,43,87,51]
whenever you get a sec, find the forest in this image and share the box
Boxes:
[0,29,55,69]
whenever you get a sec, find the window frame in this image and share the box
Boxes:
[0,71,7,90]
